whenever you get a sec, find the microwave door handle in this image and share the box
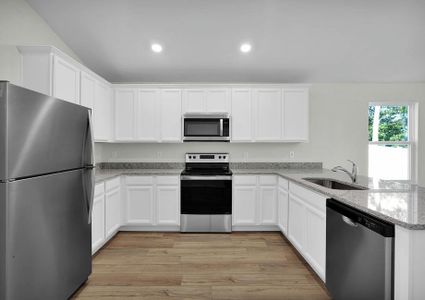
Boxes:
[220,119,224,136]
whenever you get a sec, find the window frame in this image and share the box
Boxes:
[368,102,418,182]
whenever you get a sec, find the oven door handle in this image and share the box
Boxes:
[181,175,232,180]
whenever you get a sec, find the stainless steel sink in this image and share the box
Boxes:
[303,178,368,190]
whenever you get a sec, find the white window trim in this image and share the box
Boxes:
[368,102,418,183]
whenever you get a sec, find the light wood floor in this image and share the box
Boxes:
[72,232,331,300]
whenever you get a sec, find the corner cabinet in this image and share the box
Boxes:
[232,175,278,229]
[18,45,114,142]
[288,182,326,281]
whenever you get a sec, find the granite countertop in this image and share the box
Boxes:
[95,163,425,230]
[233,168,425,230]
[95,168,182,182]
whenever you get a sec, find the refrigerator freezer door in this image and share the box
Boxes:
[2,169,91,300]
[0,82,92,181]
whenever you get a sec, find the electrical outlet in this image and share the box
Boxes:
[244,152,249,162]
[112,151,118,158]
[157,151,162,158]
[289,151,295,159]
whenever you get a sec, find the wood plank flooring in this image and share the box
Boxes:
[72,232,330,300]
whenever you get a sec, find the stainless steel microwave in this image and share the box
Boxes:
[183,113,230,142]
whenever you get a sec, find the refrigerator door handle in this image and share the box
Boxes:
[86,167,95,224]
[87,110,95,166]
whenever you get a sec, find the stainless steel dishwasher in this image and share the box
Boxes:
[326,199,394,300]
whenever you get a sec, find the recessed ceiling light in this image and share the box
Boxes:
[151,43,163,53]
[240,43,252,53]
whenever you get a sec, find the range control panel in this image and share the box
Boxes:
[185,153,229,163]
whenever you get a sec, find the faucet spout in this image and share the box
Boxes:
[331,160,358,183]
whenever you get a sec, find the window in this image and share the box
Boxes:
[368,103,417,181]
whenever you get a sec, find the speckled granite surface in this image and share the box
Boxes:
[95,162,425,230]
[233,168,425,230]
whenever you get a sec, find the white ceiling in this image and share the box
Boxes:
[26,0,425,83]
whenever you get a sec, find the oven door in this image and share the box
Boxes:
[183,118,230,141]
[180,176,232,214]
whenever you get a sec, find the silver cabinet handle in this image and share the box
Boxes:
[342,216,358,227]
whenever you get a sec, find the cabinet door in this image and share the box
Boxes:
[94,81,113,141]
[205,89,230,113]
[80,71,96,109]
[52,55,80,104]
[231,89,253,142]
[92,192,105,253]
[115,89,136,141]
[278,187,289,235]
[288,193,306,253]
[233,185,257,225]
[183,89,205,113]
[105,187,121,238]
[126,185,154,224]
[259,185,277,225]
[160,89,182,142]
[305,203,326,281]
[254,89,282,141]
[156,185,180,225]
[137,89,159,141]
[283,88,309,141]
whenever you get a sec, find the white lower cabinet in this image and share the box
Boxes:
[233,175,277,228]
[288,182,326,281]
[277,177,289,235]
[105,177,121,239]
[92,182,105,254]
[125,175,180,228]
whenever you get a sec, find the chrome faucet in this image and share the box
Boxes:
[332,160,358,183]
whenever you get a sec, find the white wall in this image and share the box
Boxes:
[97,83,425,185]
[0,0,81,85]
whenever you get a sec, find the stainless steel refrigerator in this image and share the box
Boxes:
[0,81,95,300]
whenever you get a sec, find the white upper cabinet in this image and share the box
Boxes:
[283,88,309,141]
[159,89,182,142]
[137,89,159,141]
[52,55,80,104]
[80,71,96,109]
[183,89,205,113]
[253,88,282,141]
[183,88,230,113]
[205,89,230,112]
[18,46,114,141]
[115,89,137,141]
[94,81,113,141]
[231,88,253,142]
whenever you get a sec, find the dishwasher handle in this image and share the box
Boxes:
[327,198,394,237]
[342,216,358,227]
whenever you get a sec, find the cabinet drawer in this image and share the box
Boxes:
[289,182,326,212]
[94,182,104,197]
[278,177,289,190]
[156,176,179,185]
[125,176,154,185]
[233,175,257,185]
[105,177,120,191]
[259,175,277,185]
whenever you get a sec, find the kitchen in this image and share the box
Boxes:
[1,0,425,299]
